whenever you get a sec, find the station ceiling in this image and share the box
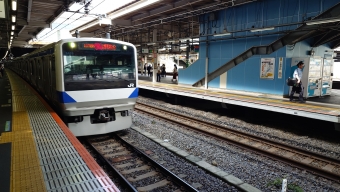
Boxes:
[1,0,340,59]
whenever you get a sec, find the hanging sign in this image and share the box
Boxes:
[260,58,275,79]
[0,0,6,19]
[278,57,283,79]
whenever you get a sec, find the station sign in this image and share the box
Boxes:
[0,0,6,19]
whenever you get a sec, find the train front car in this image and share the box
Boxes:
[56,39,138,136]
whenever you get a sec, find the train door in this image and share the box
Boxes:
[26,60,29,80]
[42,56,49,98]
[35,58,42,92]
[50,56,57,103]
[45,56,52,100]
[30,59,36,86]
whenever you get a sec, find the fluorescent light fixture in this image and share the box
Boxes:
[75,22,99,32]
[179,38,190,41]
[250,27,275,32]
[306,17,340,25]
[11,31,14,35]
[12,25,15,30]
[70,0,159,34]
[10,36,13,40]
[147,42,156,45]
[135,44,140,47]
[98,18,112,26]
[213,33,231,37]
[109,0,160,20]
[12,15,16,23]
[12,0,17,11]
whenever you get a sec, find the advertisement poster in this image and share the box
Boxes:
[278,57,283,79]
[260,58,275,79]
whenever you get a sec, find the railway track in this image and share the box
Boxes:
[85,134,198,192]
[135,102,340,183]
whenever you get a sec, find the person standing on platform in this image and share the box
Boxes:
[156,63,161,82]
[147,64,151,77]
[0,64,4,79]
[143,63,147,75]
[289,61,305,103]
[161,64,166,77]
[172,64,178,82]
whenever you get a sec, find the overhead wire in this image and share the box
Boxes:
[39,0,106,41]
[38,0,93,40]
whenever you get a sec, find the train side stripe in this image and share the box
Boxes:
[57,91,77,103]
[128,88,139,98]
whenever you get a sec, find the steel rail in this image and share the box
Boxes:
[84,137,138,192]
[84,134,199,192]
[135,102,340,183]
[114,134,199,192]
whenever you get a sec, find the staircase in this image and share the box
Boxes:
[192,2,340,87]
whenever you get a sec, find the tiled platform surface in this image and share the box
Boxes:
[0,70,119,192]
[138,77,340,124]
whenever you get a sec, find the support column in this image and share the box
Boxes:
[205,38,209,89]
[152,29,158,83]
[144,55,148,77]
[186,40,190,68]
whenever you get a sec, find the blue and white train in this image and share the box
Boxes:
[9,38,138,136]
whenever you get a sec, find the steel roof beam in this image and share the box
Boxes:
[112,19,132,27]
[131,0,207,22]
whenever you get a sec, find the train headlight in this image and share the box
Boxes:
[70,42,76,48]
[123,45,127,50]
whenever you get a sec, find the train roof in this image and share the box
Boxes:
[17,38,136,59]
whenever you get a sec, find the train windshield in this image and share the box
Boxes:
[62,41,136,91]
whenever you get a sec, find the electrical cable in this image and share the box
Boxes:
[38,0,94,40]
[39,0,106,41]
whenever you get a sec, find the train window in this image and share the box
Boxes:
[62,41,136,91]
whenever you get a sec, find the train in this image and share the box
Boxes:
[8,38,138,136]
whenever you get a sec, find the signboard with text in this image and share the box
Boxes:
[260,58,275,79]
[0,0,6,19]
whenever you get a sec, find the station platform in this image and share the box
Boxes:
[0,70,119,192]
[138,74,340,125]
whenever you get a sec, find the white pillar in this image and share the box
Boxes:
[205,57,208,89]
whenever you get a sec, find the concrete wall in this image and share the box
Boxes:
[179,0,340,95]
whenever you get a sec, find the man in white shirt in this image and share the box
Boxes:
[289,61,305,103]
[156,63,161,82]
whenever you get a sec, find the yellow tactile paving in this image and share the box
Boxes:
[0,72,47,192]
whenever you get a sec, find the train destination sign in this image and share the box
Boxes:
[82,43,117,51]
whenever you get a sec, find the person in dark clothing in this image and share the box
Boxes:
[172,64,178,82]
[156,64,161,82]
[143,63,147,75]
[147,65,151,77]
[161,64,166,77]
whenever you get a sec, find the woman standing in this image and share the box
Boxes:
[172,64,177,82]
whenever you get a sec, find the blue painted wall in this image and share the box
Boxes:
[179,0,340,95]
